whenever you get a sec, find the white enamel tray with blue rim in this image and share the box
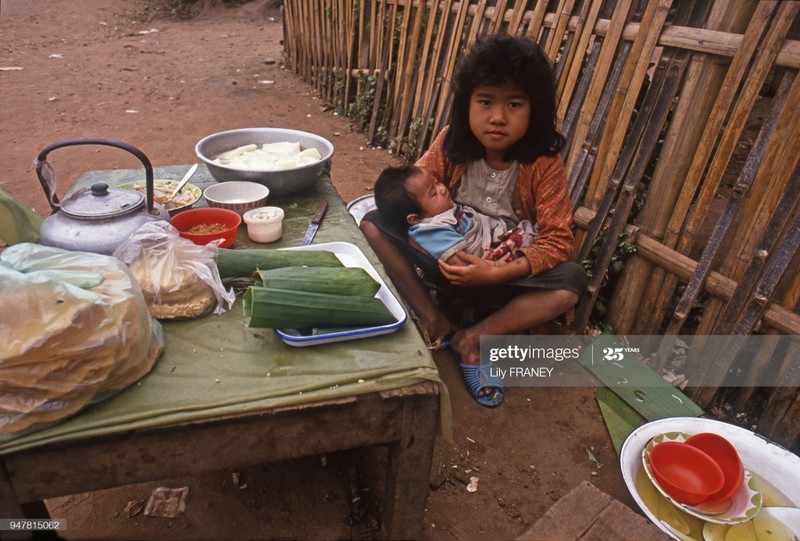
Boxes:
[619,417,800,540]
[273,241,407,347]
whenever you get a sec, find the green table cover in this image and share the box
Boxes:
[0,165,450,455]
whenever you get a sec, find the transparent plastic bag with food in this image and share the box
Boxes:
[113,220,236,319]
[0,243,165,440]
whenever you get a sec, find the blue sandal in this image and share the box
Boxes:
[451,351,504,407]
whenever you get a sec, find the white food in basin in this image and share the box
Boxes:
[212,141,323,171]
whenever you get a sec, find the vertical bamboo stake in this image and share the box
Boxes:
[387,0,414,143]
[525,0,551,44]
[507,2,529,37]
[431,0,471,139]
[583,0,672,211]
[395,1,428,146]
[564,0,633,172]
[544,0,576,62]
[693,206,800,405]
[643,1,781,333]
[608,0,759,335]
[697,71,800,336]
[556,0,603,123]
[367,0,393,143]
[663,42,792,338]
[490,0,509,34]
[574,56,686,330]
[415,0,454,153]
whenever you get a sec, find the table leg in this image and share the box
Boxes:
[0,462,32,541]
[381,389,439,540]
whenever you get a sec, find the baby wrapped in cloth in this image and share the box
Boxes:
[408,203,537,263]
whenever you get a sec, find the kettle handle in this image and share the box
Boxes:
[34,138,155,213]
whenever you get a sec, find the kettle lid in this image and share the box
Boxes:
[60,182,145,219]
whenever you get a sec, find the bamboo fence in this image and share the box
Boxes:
[282,0,800,449]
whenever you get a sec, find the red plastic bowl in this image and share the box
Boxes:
[649,441,725,505]
[686,432,744,504]
[170,207,241,248]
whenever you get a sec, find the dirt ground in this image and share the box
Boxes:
[0,1,635,539]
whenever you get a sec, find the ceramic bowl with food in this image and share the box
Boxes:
[203,181,270,217]
[195,128,334,197]
[170,207,241,248]
[117,179,202,215]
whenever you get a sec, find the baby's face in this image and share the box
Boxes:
[407,169,454,218]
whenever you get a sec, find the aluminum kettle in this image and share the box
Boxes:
[35,137,170,255]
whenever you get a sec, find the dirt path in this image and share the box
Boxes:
[0,1,633,539]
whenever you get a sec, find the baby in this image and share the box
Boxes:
[373,165,533,264]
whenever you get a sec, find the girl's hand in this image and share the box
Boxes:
[439,251,503,286]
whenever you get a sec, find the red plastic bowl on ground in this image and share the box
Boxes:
[649,441,725,505]
[686,432,744,504]
[170,207,241,248]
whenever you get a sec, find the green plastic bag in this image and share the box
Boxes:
[0,188,43,245]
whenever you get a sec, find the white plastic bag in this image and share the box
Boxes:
[0,243,164,439]
[113,221,235,319]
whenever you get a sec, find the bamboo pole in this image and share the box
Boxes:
[544,0,576,61]
[574,55,686,331]
[490,0,508,34]
[572,206,800,335]
[395,3,427,144]
[507,1,528,36]
[642,0,782,336]
[556,0,603,123]
[693,207,800,406]
[564,0,633,172]
[525,0,551,44]
[583,0,672,210]
[387,0,414,144]
[367,0,394,143]
[608,1,759,335]
[697,71,800,336]
[664,3,797,335]
[416,0,454,152]
[431,0,471,139]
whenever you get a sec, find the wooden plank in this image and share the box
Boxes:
[582,499,671,541]
[516,481,670,541]
[516,481,613,541]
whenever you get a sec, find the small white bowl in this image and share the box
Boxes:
[204,181,270,216]
[243,206,285,243]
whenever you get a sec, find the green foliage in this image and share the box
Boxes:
[581,230,637,319]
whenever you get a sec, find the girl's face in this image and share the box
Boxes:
[406,169,453,222]
[468,82,531,166]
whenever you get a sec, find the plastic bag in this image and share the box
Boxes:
[0,243,165,440]
[113,221,236,319]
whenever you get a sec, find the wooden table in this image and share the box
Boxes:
[0,166,442,540]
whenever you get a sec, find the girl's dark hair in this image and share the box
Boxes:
[373,165,423,232]
[444,33,566,163]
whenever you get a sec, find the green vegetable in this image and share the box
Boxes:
[244,287,396,329]
[256,266,381,297]
[216,248,342,279]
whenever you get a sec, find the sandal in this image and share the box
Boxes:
[451,351,504,407]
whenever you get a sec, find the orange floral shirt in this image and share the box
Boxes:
[415,127,575,276]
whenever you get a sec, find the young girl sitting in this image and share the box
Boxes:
[360,33,588,407]
[373,164,533,264]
